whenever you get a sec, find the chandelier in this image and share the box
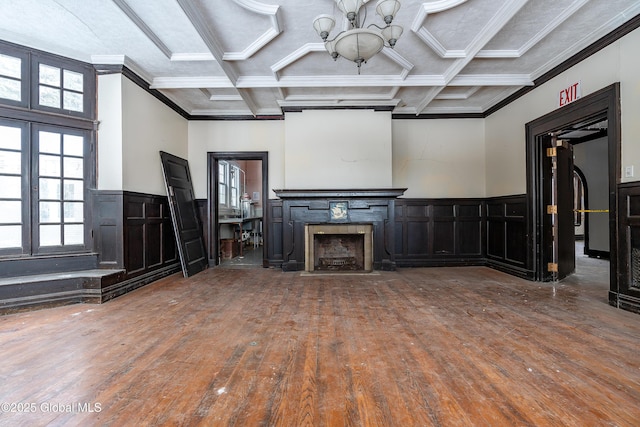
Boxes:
[313,0,403,73]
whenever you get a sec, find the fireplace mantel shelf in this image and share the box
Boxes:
[273,189,407,199]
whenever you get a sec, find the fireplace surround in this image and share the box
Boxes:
[305,223,373,272]
[274,189,406,271]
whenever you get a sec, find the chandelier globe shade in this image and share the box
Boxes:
[312,0,402,73]
[313,14,336,41]
[335,0,366,20]
[376,0,402,24]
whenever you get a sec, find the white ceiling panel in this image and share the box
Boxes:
[0,0,637,118]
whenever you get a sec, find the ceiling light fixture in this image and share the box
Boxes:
[313,0,403,74]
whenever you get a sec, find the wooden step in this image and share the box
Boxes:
[0,253,99,278]
[0,269,126,314]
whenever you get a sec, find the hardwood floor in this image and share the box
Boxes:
[1,262,639,426]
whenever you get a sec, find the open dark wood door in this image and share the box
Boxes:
[556,138,576,280]
[541,134,575,281]
[160,151,208,277]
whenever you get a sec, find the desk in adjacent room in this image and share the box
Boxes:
[218,217,262,257]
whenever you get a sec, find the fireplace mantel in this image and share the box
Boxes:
[274,188,406,271]
[274,188,406,199]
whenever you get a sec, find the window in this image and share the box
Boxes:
[230,166,239,208]
[0,122,23,250]
[0,47,28,108]
[0,53,22,102]
[31,53,93,117]
[0,41,95,257]
[219,162,227,206]
[218,161,241,209]
[38,64,84,112]
[37,129,86,247]
[0,120,90,255]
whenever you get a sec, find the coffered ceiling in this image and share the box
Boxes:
[0,0,638,118]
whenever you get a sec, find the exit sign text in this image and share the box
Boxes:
[559,81,582,107]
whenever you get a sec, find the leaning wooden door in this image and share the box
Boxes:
[160,151,208,277]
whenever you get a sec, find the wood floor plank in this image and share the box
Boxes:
[1,262,640,426]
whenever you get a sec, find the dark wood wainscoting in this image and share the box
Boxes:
[615,182,640,313]
[265,199,284,268]
[264,195,530,276]
[93,191,180,300]
[0,191,181,312]
[486,195,532,279]
[394,198,485,267]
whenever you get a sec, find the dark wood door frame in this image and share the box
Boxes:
[207,151,269,267]
[525,83,620,291]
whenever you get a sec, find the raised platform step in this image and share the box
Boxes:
[0,253,99,278]
[0,269,126,314]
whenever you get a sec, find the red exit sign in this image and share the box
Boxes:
[559,81,582,107]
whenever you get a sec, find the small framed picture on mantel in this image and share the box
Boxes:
[329,202,349,222]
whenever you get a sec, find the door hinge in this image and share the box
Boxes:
[546,147,557,157]
[547,262,558,272]
[547,204,557,214]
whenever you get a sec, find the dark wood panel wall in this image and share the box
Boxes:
[265,199,284,268]
[394,198,486,267]
[92,193,529,279]
[265,194,529,275]
[93,191,180,299]
[486,195,531,278]
[615,182,640,313]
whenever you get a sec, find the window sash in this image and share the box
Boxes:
[33,125,88,252]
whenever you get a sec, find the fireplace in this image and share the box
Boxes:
[305,224,373,272]
[274,189,406,271]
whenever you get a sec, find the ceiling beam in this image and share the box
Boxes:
[415,0,530,115]
[175,0,258,116]
[111,0,173,59]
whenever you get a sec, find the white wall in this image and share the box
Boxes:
[97,74,188,195]
[393,119,485,198]
[96,73,123,191]
[121,78,188,195]
[187,112,486,200]
[620,27,640,184]
[188,120,285,199]
[284,110,393,189]
[485,27,640,197]
[100,26,640,201]
[574,138,610,251]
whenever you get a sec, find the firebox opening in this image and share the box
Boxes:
[305,224,373,273]
[314,234,364,271]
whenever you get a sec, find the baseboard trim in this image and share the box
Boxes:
[96,264,181,303]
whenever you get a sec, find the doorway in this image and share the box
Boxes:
[525,84,620,294]
[207,152,268,268]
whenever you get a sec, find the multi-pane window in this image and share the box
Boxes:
[0,54,22,102]
[38,64,84,112]
[0,123,23,250]
[37,130,85,247]
[0,41,95,257]
[218,161,241,209]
